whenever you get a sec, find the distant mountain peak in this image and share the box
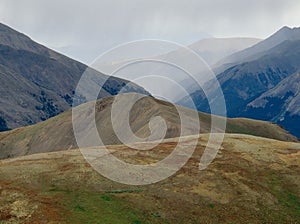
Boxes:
[277,26,300,32]
[279,26,292,31]
[215,26,300,70]
[272,25,300,39]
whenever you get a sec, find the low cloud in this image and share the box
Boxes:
[0,0,299,63]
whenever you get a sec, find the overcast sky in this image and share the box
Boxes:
[0,0,299,63]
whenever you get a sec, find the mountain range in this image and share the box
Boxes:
[179,26,300,138]
[0,23,299,139]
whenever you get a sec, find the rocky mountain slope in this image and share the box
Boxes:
[0,134,299,223]
[0,93,297,160]
[244,71,300,137]
[0,23,148,130]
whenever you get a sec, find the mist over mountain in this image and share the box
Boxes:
[189,37,261,66]
[95,37,260,103]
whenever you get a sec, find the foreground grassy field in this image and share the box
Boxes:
[0,134,300,223]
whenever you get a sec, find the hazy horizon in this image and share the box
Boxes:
[1,0,299,63]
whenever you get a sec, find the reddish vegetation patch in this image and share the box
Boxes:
[59,163,75,172]
[163,142,178,147]
[0,210,13,221]
[0,180,13,187]
[0,178,65,223]
[21,193,65,223]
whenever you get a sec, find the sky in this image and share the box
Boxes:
[0,0,300,63]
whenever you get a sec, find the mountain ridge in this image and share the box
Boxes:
[0,23,149,130]
[0,93,297,160]
[214,26,300,73]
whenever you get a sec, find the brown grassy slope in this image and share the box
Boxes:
[0,93,297,159]
[0,134,299,223]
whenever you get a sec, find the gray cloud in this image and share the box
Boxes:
[0,0,299,63]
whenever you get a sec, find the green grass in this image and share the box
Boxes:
[48,188,72,193]
[151,212,161,217]
[133,220,143,224]
[267,172,300,220]
[208,204,215,209]
[45,190,160,224]
[105,189,143,194]
[286,193,300,212]
[101,195,112,201]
